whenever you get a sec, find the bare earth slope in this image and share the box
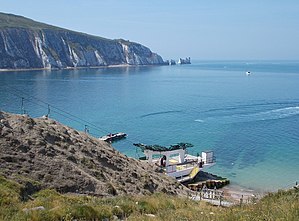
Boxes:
[0,111,187,196]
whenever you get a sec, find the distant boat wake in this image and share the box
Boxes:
[253,106,299,121]
[140,110,182,118]
[195,106,299,123]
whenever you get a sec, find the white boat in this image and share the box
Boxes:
[99,132,127,142]
[134,143,216,183]
[246,71,251,76]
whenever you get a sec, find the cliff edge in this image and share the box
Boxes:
[0,111,187,196]
[0,12,165,69]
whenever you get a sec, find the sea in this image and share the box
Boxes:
[1,60,299,192]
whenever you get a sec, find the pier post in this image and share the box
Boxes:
[240,195,243,206]
[21,97,26,114]
[47,104,50,117]
[84,125,89,134]
[219,194,222,207]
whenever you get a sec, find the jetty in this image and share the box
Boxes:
[134,143,215,183]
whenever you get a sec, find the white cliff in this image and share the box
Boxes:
[0,12,165,69]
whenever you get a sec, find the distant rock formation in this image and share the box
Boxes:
[0,111,187,196]
[0,12,164,69]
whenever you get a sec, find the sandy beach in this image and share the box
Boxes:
[221,184,264,203]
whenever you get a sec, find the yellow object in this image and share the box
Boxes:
[176,165,184,171]
[189,166,199,179]
[169,159,178,164]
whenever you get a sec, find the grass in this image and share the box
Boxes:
[0,12,61,30]
[0,12,123,43]
[0,175,298,220]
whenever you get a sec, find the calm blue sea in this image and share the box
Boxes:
[1,60,299,192]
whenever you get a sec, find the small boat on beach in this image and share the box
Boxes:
[134,143,216,183]
[99,132,127,142]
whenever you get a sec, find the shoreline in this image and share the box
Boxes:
[0,63,165,72]
[221,183,264,203]
[191,171,265,203]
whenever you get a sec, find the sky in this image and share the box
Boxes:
[1,0,299,60]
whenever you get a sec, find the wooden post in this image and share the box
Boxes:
[47,104,50,117]
[84,125,89,134]
[219,194,222,207]
[213,186,216,199]
[21,97,25,114]
[240,195,243,206]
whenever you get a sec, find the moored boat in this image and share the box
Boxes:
[99,132,127,142]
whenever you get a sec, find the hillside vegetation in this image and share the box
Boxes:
[0,12,108,40]
[0,176,298,221]
[0,12,56,29]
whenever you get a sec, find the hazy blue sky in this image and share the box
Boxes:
[1,0,299,60]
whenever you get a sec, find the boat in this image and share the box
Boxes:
[99,132,127,142]
[246,71,251,76]
[134,143,216,183]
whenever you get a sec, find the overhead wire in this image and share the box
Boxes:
[2,83,110,134]
[1,83,143,155]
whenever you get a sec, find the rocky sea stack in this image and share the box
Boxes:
[0,12,165,69]
[0,111,187,197]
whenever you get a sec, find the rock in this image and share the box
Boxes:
[22,206,45,213]
[145,214,156,218]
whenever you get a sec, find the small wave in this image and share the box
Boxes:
[140,110,182,118]
[202,106,299,124]
[194,119,204,123]
[200,101,299,115]
[256,106,299,120]
[228,106,299,123]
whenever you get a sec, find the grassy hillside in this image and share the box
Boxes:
[0,12,60,30]
[1,176,298,221]
[0,12,112,42]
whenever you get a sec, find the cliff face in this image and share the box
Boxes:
[0,111,187,196]
[0,13,164,69]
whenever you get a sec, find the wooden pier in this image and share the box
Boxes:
[190,185,233,207]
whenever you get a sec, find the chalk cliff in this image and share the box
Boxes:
[0,12,164,69]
